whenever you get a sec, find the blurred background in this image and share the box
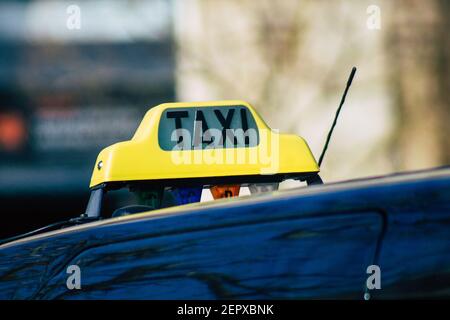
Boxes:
[0,0,449,238]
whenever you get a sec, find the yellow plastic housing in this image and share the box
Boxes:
[89,100,319,189]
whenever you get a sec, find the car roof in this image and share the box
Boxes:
[2,166,449,249]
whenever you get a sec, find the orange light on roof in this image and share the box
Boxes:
[210,185,241,200]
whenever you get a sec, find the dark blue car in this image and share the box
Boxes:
[1,168,449,299]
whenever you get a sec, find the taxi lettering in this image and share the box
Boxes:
[159,106,259,150]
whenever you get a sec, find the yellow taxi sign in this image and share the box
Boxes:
[89,100,319,189]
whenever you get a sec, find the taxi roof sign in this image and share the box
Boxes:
[89,100,319,190]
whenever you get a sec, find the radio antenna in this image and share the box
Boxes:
[318,67,357,167]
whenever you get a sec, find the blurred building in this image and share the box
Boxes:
[0,0,175,237]
[174,0,450,184]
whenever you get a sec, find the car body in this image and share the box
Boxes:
[1,167,449,299]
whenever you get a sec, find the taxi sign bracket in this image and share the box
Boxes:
[83,172,322,218]
[305,173,323,185]
[95,172,320,191]
[85,188,104,218]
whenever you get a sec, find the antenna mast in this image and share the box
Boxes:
[318,67,357,167]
